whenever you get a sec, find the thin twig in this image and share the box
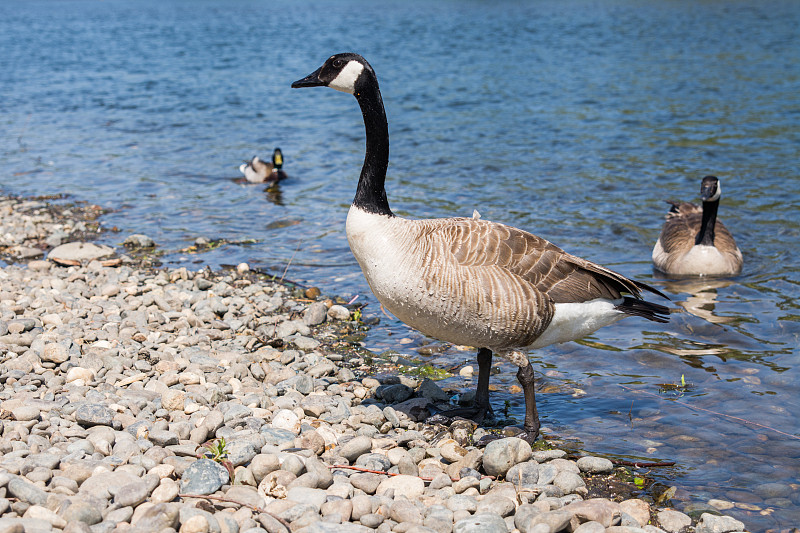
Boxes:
[328,464,494,482]
[620,384,800,441]
[280,243,302,283]
[608,458,675,468]
[178,493,291,528]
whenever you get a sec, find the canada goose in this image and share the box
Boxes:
[292,53,669,441]
[652,176,742,277]
[239,148,288,183]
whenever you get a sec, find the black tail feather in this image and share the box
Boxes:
[617,297,671,323]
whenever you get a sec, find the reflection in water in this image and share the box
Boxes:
[229,176,285,206]
[263,183,284,206]
[663,278,736,325]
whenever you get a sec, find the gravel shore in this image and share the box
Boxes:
[0,195,749,533]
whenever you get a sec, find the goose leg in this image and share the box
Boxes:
[473,348,493,418]
[516,360,540,443]
[425,348,494,424]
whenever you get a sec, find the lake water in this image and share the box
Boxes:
[2,0,800,530]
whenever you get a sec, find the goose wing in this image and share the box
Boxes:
[665,200,701,219]
[658,208,701,256]
[442,218,665,304]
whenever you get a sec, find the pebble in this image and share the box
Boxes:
[0,195,747,533]
[482,437,532,477]
[181,459,230,495]
[576,456,614,474]
[454,512,509,533]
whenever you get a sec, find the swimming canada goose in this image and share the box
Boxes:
[652,176,742,277]
[239,148,288,183]
[292,53,670,440]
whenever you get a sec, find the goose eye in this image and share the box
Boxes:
[333,58,344,68]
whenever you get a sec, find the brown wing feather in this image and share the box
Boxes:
[446,218,662,304]
[658,211,701,256]
[665,200,701,219]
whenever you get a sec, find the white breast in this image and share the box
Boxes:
[656,243,737,277]
[345,206,425,312]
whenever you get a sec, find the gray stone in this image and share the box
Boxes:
[281,454,306,476]
[754,481,792,499]
[506,460,539,490]
[261,428,296,446]
[327,305,351,321]
[513,504,542,532]
[355,453,391,472]
[562,499,621,527]
[41,342,70,363]
[287,487,327,509]
[61,500,103,525]
[131,502,180,529]
[148,429,180,446]
[338,436,372,462]
[695,512,745,533]
[453,513,508,533]
[476,495,515,517]
[181,459,231,495]
[7,478,47,506]
[223,403,252,423]
[26,453,61,471]
[390,500,422,524]
[532,450,566,462]
[417,379,450,403]
[12,405,40,422]
[305,456,334,489]
[376,474,424,499]
[573,522,606,533]
[114,480,150,507]
[349,473,383,495]
[75,404,114,427]
[482,437,532,477]
[446,495,477,513]
[179,507,219,532]
[521,510,572,533]
[49,242,114,262]
[250,454,281,483]
[655,509,691,533]
[303,522,371,533]
[226,440,259,467]
[536,464,558,485]
[553,471,585,493]
[377,384,413,403]
[293,336,322,351]
[123,234,155,248]
[226,485,266,509]
[303,302,328,326]
[576,456,614,474]
[0,518,52,533]
[359,513,385,528]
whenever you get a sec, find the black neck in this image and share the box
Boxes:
[352,79,392,216]
[696,199,718,246]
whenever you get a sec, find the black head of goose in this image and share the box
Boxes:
[239,148,288,183]
[293,53,670,441]
[652,176,742,277]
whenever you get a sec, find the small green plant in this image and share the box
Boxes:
[352,308,362,323]
[200,437,235,480]
[656,374,691,397]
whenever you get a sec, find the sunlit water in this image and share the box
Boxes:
[2,0,799,530]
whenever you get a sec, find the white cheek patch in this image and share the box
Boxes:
[329,61,364,94]
[707,182,721,201]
